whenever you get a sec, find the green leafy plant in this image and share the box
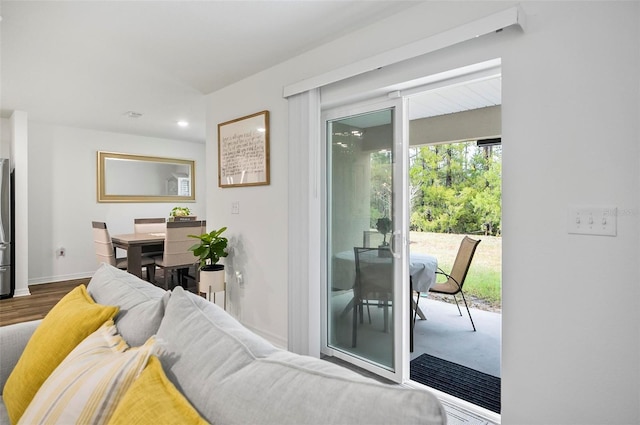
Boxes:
[170,206,191,217]
[188,227,228,269]
[376,217,392,245]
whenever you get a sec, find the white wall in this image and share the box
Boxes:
[27,122,206,284]
[206,75,290,347]
[0,118,11,158]
[206,1,639,424]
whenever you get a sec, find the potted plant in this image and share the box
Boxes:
[169,206,192,221]
[188,227,228,300]
[376,217,392,257]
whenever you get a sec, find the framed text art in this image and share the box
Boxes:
[217,110,270,188]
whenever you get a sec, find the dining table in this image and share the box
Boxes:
[111,232,165,278]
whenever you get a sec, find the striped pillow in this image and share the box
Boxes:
[3,284,119,424]
[17,320,157,425]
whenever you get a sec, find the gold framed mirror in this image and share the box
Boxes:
[97,151,196,203]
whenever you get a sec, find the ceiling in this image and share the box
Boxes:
[408,76,501,121]
[0,1,419,143]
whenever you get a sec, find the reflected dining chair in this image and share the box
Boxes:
[91,221,156,282]
[153,220,205,290]
[426,236,481,331]
[352,247,394,347]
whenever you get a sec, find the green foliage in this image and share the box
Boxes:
[369,151,392,228]
[437,263,502,306]
[188,227,228,268]
[170,206,191,217]
[406,142,502,235]
[375,217,392,245]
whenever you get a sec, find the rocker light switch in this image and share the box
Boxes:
[567,205,617,236]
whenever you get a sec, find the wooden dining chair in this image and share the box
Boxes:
[133,217,166,234]
[91,221,156,282]
[153,220,205,290]
[352,247,393,347]
[426,236,481,331]
[133,218,166,260]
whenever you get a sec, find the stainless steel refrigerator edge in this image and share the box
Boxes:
[0,158,13,298]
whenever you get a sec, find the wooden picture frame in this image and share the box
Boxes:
[217,110,270,188]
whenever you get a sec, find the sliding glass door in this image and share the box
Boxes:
[322,98,409,382]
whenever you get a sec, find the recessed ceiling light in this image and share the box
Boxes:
[177,120,189,128]
[124,111,143,118]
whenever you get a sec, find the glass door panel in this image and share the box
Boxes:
[324,100,406,378]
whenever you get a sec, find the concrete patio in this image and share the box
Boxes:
[328,291,501,378]
[412,296,501,378]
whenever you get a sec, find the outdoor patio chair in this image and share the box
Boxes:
[426,236,480,331]
[352,247,393,347]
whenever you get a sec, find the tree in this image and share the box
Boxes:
[407,141,502,235]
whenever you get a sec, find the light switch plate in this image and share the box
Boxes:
[567,205,617,236]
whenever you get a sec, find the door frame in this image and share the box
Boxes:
[320,96,410,384]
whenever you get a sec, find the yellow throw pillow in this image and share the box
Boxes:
[18,320,157,425]
[108,356,209,425]
[3,284,118,424]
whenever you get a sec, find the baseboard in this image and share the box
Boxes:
[29,271,94,285]
[13,287,31,297]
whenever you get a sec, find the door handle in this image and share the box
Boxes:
[388,230,402,259]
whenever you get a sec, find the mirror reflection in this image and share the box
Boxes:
[97,151,195,202]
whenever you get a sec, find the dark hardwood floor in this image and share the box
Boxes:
[0,279,89,326]
[0,271,199,327]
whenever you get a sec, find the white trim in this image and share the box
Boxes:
[287,89,321,357]
[29,272,93,285]
[283,6,524,98]
[396,96,411,383]
[404,380,502,424]
[12,288,31,297]
[321,97,406,383]
[307,89,322,358]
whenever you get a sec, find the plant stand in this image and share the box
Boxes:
[198,267,226,309]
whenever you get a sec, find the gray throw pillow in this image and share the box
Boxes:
[156,286,277,423]
[156,287,446,425]
[87,263,168,346]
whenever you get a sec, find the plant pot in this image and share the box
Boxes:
[378,245,391,257]
[198,264,225,299]
[168,216,196,222]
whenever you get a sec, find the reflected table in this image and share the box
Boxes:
[332,250,438,351]
[332,250,437,292]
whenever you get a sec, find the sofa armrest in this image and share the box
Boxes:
[0,320,41,394]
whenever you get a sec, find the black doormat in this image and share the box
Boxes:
[410,353,501,414]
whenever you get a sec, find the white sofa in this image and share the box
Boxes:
[0,264,446,424]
